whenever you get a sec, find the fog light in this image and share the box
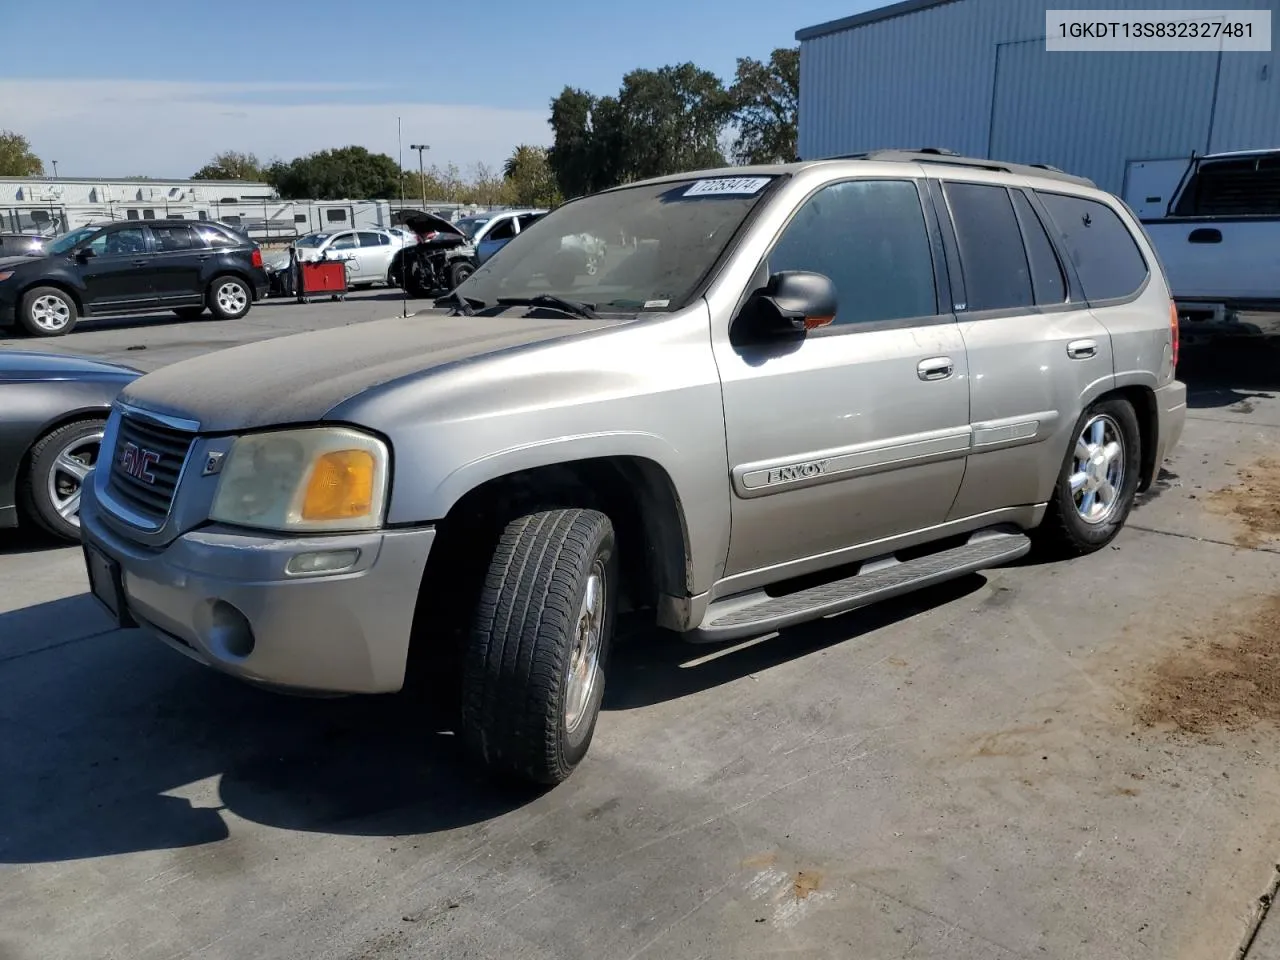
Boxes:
[286,548,361,576]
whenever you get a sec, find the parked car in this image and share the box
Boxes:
[1,350,139,540]
[475,211,547,265]
[285,228,409,288]
[80,152,1185,786]
[0,233,48,257]
[0,220,268,337]
[1141,148,1280,341]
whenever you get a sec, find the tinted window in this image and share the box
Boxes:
[126,209,140,220]
[152,225,196,251]
[88,228,147,256]
[326,209,347,223]
[294,213,307,223]
[944,182,1033,312]
[357,231,388,247]
[1173,155,1280,216]
[486,218,516,242]
[195,226,236,248]
[1037,192,1148,301]
[517,213,544,231]
[1011,191,1067,305]
[197,211,209,221]
[221,215,241,225]
[767,179,936,325]
[142,209,156,220]
[330,233,358,250]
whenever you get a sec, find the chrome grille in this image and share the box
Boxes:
[107,414,195,521]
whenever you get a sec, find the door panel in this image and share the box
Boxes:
[718,324,970,577]
[714,177,968,580]
[78,227,156,310]
[147,224,206,304]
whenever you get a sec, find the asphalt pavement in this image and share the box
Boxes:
[2,310,1279,960]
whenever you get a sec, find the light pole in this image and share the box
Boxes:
[51,160,59,178]
[409,144,429,209]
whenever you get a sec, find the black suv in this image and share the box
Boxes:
[0,220,269,336]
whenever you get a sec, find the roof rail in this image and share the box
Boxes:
[825,149,1096,188]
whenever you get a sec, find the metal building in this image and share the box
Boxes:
[797,0,1280,211]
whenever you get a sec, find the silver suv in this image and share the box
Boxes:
[80,151,1186,785]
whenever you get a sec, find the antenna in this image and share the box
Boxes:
[398,116,408,319]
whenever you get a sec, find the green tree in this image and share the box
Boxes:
[191,150,264,181]
[0,130,44,176]
[547,87,601,199]
[268,146,402,200]
[730,47,800,164]
[503,145,560,207]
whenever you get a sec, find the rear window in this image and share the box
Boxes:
[1037,192,1148,302]
[943,182,1033,312]
[1173,155,1280,217]
[1010,190,1067,306]
[195,226,238,248]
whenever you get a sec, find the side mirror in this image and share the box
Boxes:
[75,248,96,263]
[745,271,837,334]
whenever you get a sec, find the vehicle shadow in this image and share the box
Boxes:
[0,613,541,865]
[0,528,65,556]
[1178,340,1280,409]
[605,574,986,710]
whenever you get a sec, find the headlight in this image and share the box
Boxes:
[209,427,389,533]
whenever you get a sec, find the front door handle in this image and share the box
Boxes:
[917,356,954,381]
[131,259,148,267]
[1067,339,1097,360]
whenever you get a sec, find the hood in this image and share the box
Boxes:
[401,211,466,239]
[119,312,602,432]
[0,255,36,270]
[0,349,141,382]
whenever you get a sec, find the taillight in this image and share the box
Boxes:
[1169,300,1179,371]
[251,248,263,268]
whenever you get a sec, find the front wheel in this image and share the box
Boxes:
[18,418,105,541]
[19,286,78,337]
[461,509,617,784]
[449,260,475,289]
[1035,396,1141,556]
[207,276,251,320]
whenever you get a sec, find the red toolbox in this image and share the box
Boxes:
[296,259,347,302]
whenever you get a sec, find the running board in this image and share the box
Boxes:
[683,528,1031,643]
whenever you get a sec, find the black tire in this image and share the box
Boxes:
[17,418,106,541]
[449,260,475,289]
[461,508,617,784]
[173,306,205,320]
[405,262,433,299]
[1035,396,1142,557]
[206,275,252,320]
[18,286,78,337]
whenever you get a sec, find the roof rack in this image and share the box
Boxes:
[826,149,1096,188]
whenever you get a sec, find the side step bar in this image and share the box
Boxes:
[683,528,1031,644]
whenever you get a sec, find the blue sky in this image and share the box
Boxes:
[1,0,874,179]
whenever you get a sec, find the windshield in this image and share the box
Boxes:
[458,175,778,312]
[294,233,329,248]
[455,217,488,238]
[46,226,101,256]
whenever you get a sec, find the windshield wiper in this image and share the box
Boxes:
[495,294,598,319]
[434,290,485,316]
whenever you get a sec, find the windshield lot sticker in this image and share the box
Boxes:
[644,299,670,308]
[683,177,771,197]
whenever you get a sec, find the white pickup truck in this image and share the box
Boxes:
[1139,148,1280,342]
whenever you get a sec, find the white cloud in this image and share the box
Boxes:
[0,79,550,179]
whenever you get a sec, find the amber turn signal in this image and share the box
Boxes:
[301,449,376,521]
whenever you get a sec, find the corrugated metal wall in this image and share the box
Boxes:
[798,0,1280,194]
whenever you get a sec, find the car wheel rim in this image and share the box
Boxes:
[216,282,248,313]
[1069,414,1125,525]
[564,559,606,734]
[31,294,71,332]
[46,430,102,528]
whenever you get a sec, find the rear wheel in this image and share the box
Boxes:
[19,286,78,337]
[1036,396,1141,556]
[461,508,617,784]
[207,276,251,320]
[18,418,105,541]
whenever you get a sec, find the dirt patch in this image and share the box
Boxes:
[792,870,822,900]
[1137,595,1280,734]
[1208,459,1280,548]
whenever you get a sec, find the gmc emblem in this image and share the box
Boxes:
[118,441,161,484]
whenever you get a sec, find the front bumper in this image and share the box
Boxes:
[80,483,435,695]
[1153,378,1188,473]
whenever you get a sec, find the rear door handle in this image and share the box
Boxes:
[131,259,148,267]
[917,356,954,381]
[1188,227,1222,244]
[1067,339,1097,360]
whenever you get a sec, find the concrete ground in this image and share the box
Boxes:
[1,314,1279,960]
